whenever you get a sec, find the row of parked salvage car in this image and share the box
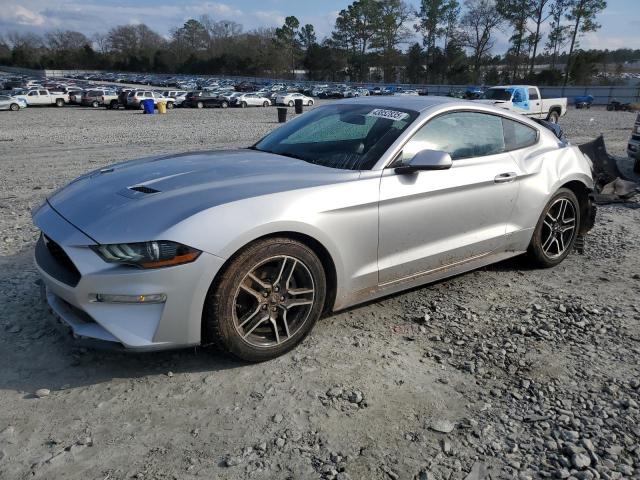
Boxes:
[0,86,316,112]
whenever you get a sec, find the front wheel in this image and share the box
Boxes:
[220,101,228,109]
[288,100,294,107]
[527,188,580,268]
[203,238,326,362]
[91,100,99,108]
[263,101,269,107]
[240,101,247,108]
[9,103,19,111]
[166,102,174,109]
[197,101,204,109]
[308,100,314,106]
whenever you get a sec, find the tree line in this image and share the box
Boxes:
[0,0,634,86]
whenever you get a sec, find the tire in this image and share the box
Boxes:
[55,99,64,107]
[241,101,247,108]
[110,101,119,110]
[606,105,613,111]
[203,237,326,362]
[91,101,99,108]
[308,100,314,106]
[263,101,269,107]
[139,103,145,110]
[9,103,19,111]
[166,102,174,109]
[288,100,294,107]
[547,110,559,123]
[197,101,204,109]
[220,101,228,109]
[527,188,581,268]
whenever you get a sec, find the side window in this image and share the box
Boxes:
[502,118,538,151]
[39,90,48,95]
[528,88,539,100]
[145,92,152,97]
[402,112,506,162]
[28,91,38,96]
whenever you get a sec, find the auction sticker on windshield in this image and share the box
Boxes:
[367,109,409,121]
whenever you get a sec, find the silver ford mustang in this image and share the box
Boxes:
[33,97,596,361]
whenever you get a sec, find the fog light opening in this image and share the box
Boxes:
[89,293,167,304]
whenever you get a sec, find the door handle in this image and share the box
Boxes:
[494,172,517,183]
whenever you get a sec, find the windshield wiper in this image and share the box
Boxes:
[249,146,311,163]
[276,151,307,161]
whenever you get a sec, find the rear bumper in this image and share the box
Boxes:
[628,139,640,160]
[581,192,597,234]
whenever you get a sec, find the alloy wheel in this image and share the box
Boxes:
[232,255,315,348]
[541,198,576,259]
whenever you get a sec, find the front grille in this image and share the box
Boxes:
[35,234,81,287]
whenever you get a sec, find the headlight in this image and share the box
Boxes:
[91,241,201,269]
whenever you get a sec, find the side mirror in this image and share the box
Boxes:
[395,149,453,174]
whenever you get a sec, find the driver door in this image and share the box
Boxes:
[378,111,520,284]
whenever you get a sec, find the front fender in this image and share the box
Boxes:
[163,175,382,311]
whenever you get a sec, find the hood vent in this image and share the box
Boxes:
[129,185,160,194]
[117,185,162,199]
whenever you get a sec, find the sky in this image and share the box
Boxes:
[0,0,638,54]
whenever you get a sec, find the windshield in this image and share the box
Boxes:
[253,104,418,170]
[482,88,513,101]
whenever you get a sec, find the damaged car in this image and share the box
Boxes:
[33,97,596,361]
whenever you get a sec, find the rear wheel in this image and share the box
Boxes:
[220,101,228,109]
[203,238,326,362]
[166,102,174,109]
[91,100,99,108]
[55,98,64,107]
[9,103,19,111]
[527,188,580,268]
[197,101,204,109]
[547,110,559,123]
[288,100,294,107]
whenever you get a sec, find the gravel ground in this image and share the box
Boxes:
[0,104,639,480]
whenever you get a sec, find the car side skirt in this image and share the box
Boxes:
[333,249,524,311]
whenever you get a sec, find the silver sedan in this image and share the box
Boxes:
[0,95,27,111]
[33,97,596,361]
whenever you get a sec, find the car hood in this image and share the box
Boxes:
[46,149,359,244]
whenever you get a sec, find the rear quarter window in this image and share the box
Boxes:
[502,117,538,151]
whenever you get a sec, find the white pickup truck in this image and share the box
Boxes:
[14,89,69,107]
[475,85,567,123]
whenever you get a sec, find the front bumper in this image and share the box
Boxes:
[33,202,225,351]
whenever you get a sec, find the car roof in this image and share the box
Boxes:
[332,95,476,113]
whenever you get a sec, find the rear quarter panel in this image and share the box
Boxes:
[506,139,593,250]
